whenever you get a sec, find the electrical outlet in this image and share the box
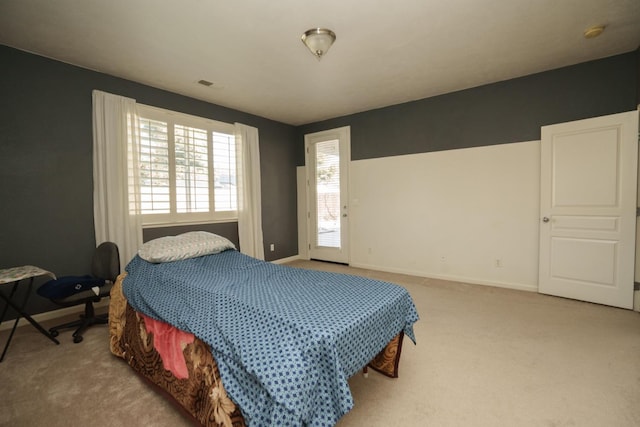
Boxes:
[270,243,275,252]
[495,259,502,268]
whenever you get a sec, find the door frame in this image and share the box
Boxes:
[303,126,351,264]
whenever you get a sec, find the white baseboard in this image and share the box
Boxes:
[270,256,537,292]
[349,262,538,293]
[270,255,301,265]
[0,300,110,332]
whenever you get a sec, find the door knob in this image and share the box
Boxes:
[542,217,550,223]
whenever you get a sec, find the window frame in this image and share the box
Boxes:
[135,104,237,227]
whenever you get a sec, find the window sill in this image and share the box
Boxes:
[142,218,238,229]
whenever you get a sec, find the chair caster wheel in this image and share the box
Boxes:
[49,330,59,338]
[73,335,83,343]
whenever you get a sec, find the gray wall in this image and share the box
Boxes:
[2,45,638,320]
[0,45,298,318]
[297,51,638,164]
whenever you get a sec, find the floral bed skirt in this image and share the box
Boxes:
[109,273,404,427]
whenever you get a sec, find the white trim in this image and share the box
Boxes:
[635,104,640,312]
[135,103,238,224]
[137,103,235,133]
[350,262,538,293]
[142,219,237,229]
[141,212,238,227]
[0,300,110,332]
[296,166,310,260]
[270,255,301,265]
[270,255,537,292]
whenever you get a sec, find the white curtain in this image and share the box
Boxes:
[92,90,143,268]
[235,123,265,260]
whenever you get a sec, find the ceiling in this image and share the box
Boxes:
[1,1,639,126]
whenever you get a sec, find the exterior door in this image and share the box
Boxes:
[539,111,638,309]
[304,127,350,264]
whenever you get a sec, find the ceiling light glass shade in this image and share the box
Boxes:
[301,28,336,60]
[583,25,605,39]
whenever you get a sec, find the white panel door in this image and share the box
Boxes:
[539,111,638,308]
[304,127,350,264]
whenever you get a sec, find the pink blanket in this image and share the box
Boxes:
[141,313,195,379]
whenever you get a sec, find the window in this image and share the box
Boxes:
[135,104,237,225]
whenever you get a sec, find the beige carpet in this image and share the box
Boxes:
[1,260,639,427]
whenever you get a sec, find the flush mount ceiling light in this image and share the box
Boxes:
[584,25,605,39]
[301,28,336,60]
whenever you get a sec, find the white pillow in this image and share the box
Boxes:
[138,231,236,263]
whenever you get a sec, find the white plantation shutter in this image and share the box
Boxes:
[174,124,209,213]
[135,104,237,225]
[138,117,170,214]
[213,131,237,212]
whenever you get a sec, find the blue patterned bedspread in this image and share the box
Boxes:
[122,250,419,426]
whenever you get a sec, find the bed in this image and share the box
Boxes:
[109,232,419,427]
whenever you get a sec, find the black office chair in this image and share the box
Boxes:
[37,242,120,343]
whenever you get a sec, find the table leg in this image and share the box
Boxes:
[0,281,20,326]
[0,317,22,362]
[0,278,59,362]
